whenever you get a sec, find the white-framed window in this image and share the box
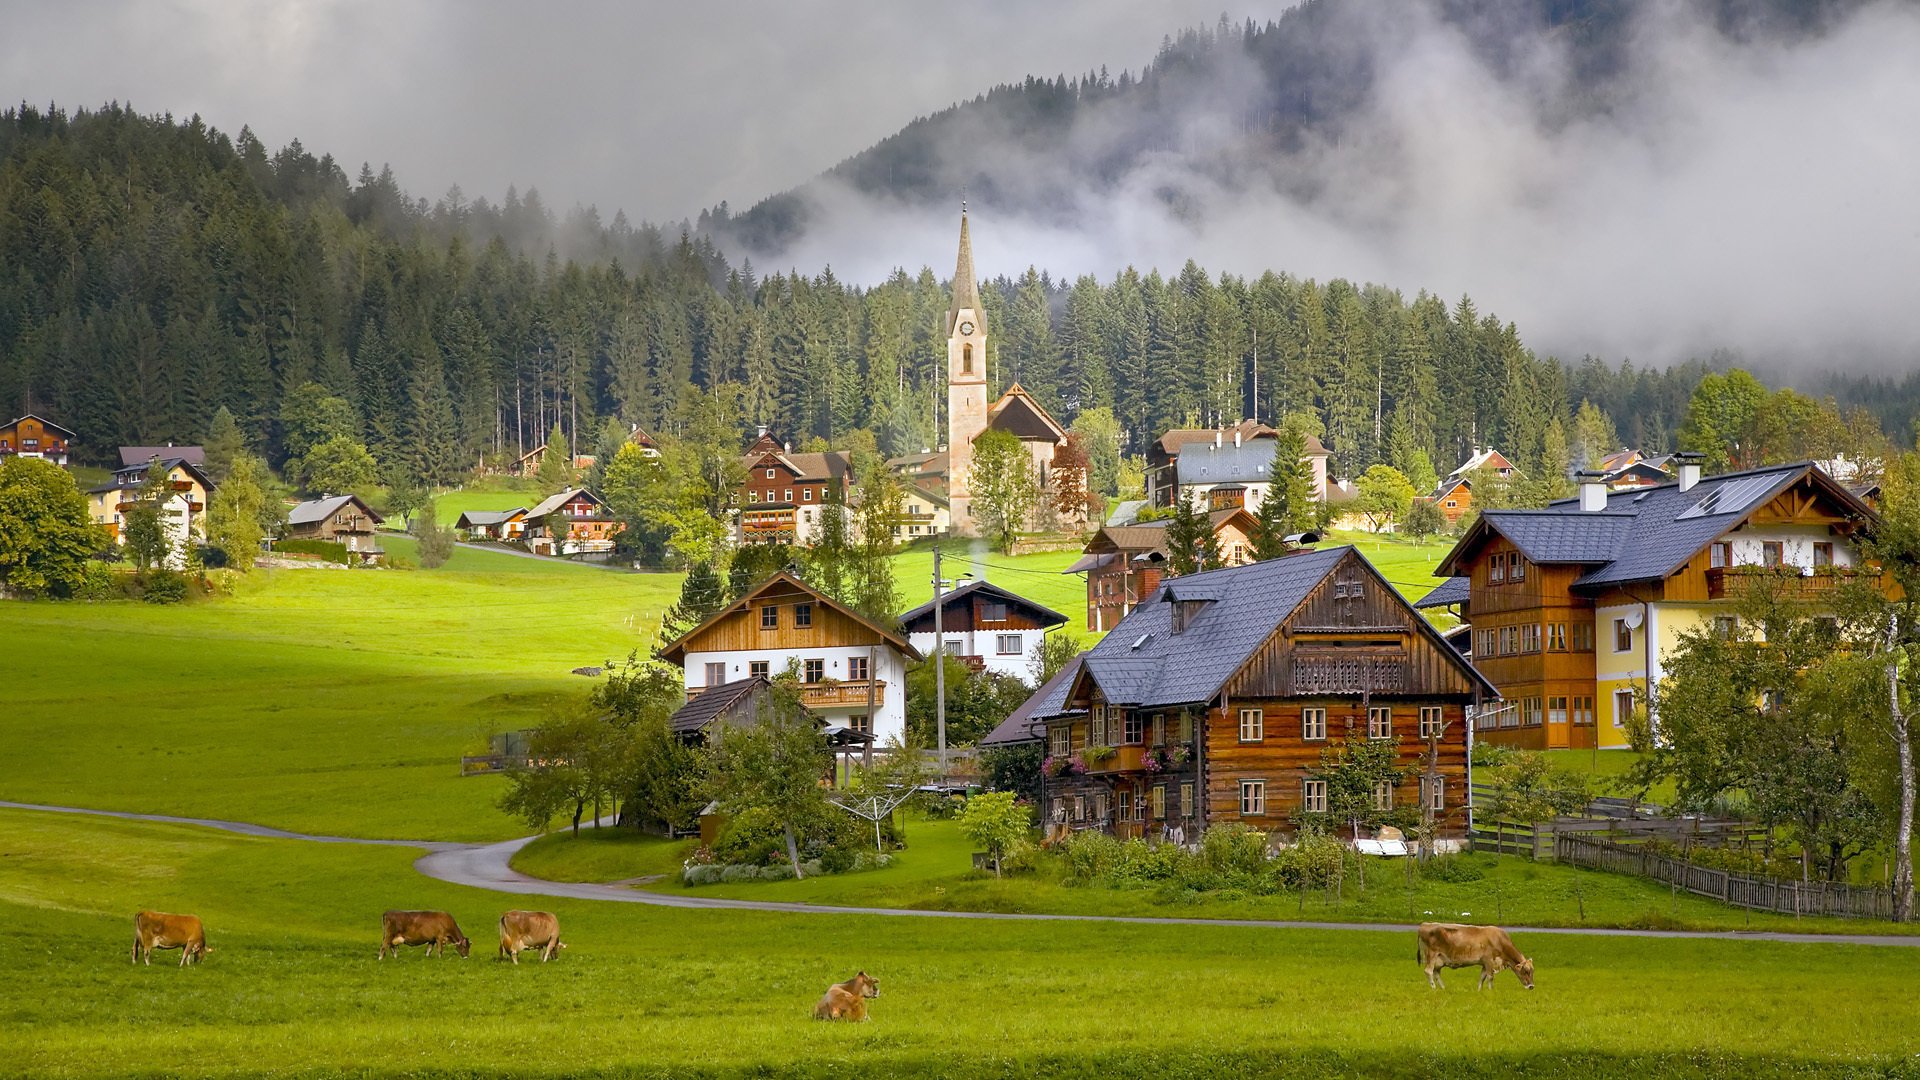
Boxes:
[944,639,963,655]
[982,600,1008,621]
[784,488,793,502]
[1051,726,1070,757]
[1180,781,1194,819]
[765,468,776,479]
[804,488,814,501]
[1123,711,1145,745]
[996,634,1021,655]
[1367,706,1392,739]
[1239,779,1266,816]
[1424,776,1445,811]
[1238,707,1264,742]
[704,662,726,686]
[1614,688,1635,729]
[1093,793,1109,822]
[1373,779,1394,811]
[1090,704,1108,746]
[1615,618,1633,653]
[1418,706,1444,738]
[1302,779,1328,813]
[1301,707,1327,741]
[1073,795,1086,821]
[1117,789,1132,822]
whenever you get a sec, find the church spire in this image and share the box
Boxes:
[947,208,983,336]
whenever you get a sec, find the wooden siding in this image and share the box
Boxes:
[1203,700,1470,833]
[680,580,895,654]
[900,594,1054,635]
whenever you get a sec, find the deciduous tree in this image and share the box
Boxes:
[969,429,1036,554]
[0,458,105,596]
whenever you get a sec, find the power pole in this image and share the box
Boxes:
[933,546,947,780]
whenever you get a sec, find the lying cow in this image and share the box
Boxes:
[1416,922,1534,989]
[497,910,565,964]
[813,971,880,1021]
[132,911,210,967]
[378,910,470,959]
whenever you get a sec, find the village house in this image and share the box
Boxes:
[1066,507,1261,633]
[1594,449,1673,490]
[892,484,950,540]
[522,488,616,556]
[1000,547,1490,842]
[1422,446,1518,529]
[454,508,527,541]
[658,571,921,743]
[88,450,215,568]
[736,435,855,547]
[1145,421,1331,512]
[1417,458,1880,751]
[898,579,1068,680]
[284,494,386,563]
[0,414,76,467]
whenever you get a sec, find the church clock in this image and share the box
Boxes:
[959,320,975,336]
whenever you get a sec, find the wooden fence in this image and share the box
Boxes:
[1555,833,1896,920]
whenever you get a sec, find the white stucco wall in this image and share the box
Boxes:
[684,645,909,744]
[906,627,1048,682]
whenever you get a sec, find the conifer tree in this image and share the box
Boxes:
[205,406,245,485]
[538,419,574,489]
[407,357,462,489]
[1166,490,1219,576]
[660,561,727,644]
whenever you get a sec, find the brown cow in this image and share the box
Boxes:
[378,910,470,959]
[812,971,880,1021]
[1417,922,1534,989]
[132,911,210,967]
[497,910,565,964]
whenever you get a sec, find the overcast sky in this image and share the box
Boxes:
[1,0,1276,222]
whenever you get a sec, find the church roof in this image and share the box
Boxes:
[986,383,1066,443]
[947,211,984,336]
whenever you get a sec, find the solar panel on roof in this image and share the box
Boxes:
[1675,473,1782,520]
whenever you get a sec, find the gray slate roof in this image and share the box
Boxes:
[898,578,1069,631]
[288,494,381,526]
[1459,463,1864,591]
[980,656,1084,746]
[1173,440,1278,486]
[1414,576,1470,609]
[456,509,525,527]
[120,445,204,468]
[1073,546,1351,709]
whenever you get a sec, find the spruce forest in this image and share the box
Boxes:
[0,103,1904,489]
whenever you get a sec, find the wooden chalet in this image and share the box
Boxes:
[522,488,615,555]
[657,571,920,743]
[897,579,1068,679]
[737,442,854,547]
[454,507,527,540]
[0,414,76,467]
[1066,508,1260,633]
[1020,547,1491,841]
[1420,459,1881,751]
[285,494,386,562]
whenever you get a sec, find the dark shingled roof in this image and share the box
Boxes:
[898,578,1069,632]
[1415,576,1470,609]
[980,656,1084,746]
[119,445,205,468]
[1075,547,1350,709]
[668,677,773,735]
[1434,462,1873,591]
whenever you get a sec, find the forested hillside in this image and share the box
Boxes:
[0,102,1894,493]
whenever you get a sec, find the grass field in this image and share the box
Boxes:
[0,544,680,841]
[892,544,1094,638]
[1326,528,1454,603]
[512,817,1920,938]
[8,806,1920,1079]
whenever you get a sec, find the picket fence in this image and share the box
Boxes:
[1554,832,1896,920]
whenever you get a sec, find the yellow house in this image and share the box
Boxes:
[1419,458,1878,750]
[891,485,950,541]
[89,453,216,569]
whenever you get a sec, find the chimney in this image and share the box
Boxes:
[1575,470,1608,512]
[1674,451,1703,492]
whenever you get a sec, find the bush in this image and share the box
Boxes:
[1199,823,1269,878]
[711,808,791,867]
[1421,853,1486,883]
[921,794,964,820]
[683,864,724,886]
[718,865,762,884]
[1470,741,1515,768]
[273,539,350,564]
[818,845,857,874]
[73,562,123,601]
[140,569,189,604]
[1061,829,1125,883]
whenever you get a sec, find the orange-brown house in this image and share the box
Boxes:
[0,414,76,467]
[1067,508,1260,633]
[1017,546,1492,841]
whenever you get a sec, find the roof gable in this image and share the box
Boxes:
[985,384,1067,443]
[656,571,920,664]
[3,414,76,438]
[897,578,1069,632]
[288,494,383,526]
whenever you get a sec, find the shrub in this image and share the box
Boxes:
[1199,824,1269,878]
[683,864,724,886]
[921,794,964,820]
[1061,829,1125,883]
[818,845,857,874]
[273,539,350,564]
[1470,741,1515,768]
[1421,853,1487,883]
[718,865,761,884]
[140,569,189,604]
[712,808,790,867]
[73,562,123,601]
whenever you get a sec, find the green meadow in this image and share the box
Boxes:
[7,807,1920,1079]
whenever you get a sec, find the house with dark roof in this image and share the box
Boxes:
[285,494,385,562]
[87,454,215,568]
[658,571,921,744]
[737,443,855,547]
[883,382,1089,536]
[1065,508,1262,633]
[0,414,76,467]
[522,488,615,556]
[1146,423,1331,511]
[1016,546,1489,842]
[1419,458,1881,750]
[898,579,1069,680]
[454,507,527,541]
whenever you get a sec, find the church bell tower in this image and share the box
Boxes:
[946,209,989,536]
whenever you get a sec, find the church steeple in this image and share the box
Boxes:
[947,209,983,336]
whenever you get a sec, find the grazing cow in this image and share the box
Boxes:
[1417,922,1534,989]
[378,910,471,959]
[132,911,210,967]
[812,971,880,1021]
[497,910,565,964]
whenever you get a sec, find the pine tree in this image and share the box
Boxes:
[205,405,245,485]
[407,356,462,489]
[537,419,574,489]
[1166,490,1218,576]
[660,561,727,644]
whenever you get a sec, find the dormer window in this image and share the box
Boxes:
[1170,598,1210,634]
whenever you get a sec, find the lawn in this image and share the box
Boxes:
[512,817,1920,938]
[892,543,1095,639]
[0,545,682,841]
[8,806,1920,1079]
[1326,528,1454,603]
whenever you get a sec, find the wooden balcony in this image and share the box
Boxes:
[1705,565,1880,601]
[801,680,885,708]
[1087,745,1145,774]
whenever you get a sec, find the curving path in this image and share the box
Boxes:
[8,799,1919,948]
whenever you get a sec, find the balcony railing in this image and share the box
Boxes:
[1705,565,1880,601]
[801,680,885,708]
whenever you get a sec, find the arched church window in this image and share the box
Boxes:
[962,344,973,374]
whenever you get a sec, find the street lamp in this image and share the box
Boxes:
[930,546,974,783]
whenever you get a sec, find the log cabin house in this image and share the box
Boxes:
[522,488,615,555]
[737,439,855,548]
[1417,459,1880,751]
[0,414,76,467]
[1016,546,1492,841]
